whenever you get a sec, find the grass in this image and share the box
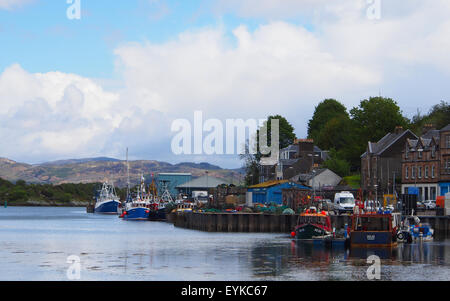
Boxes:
[343,174,361,189]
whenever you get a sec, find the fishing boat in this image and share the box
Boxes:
[147,177,172,221]
[119,149,150,221]
[94,182,120,214]
[291,207,333,240]
[397,213,434,243]
[350,211,401,248]
[121,175,151,221]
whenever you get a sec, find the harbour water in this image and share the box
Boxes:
[0,207,449,281]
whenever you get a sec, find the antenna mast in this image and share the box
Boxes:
[126,147,130,198]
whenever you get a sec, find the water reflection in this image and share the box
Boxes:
[1,207,449,281]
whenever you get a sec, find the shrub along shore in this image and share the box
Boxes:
[0,178,123,207]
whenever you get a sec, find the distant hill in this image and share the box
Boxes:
[0,157,244,187]
[39,157,121,166]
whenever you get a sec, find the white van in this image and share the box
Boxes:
[333,191,356,215]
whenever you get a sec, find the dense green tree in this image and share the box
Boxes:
[308,99,349,145]
[322,149,351,177]
[409,101,450,135]
[350,96,409,143]
[316,115,352,151]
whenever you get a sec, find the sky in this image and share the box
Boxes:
[1,0,449,168]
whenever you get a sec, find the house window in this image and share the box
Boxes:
[405,167,409,179]
[432,145,436,158]
[405,145,409,159]
[418,167,422,179]
[431,187,436,200]
[412,166,416,179]
[425,166,429,178]
[432,165,435,178]
[418,150,422,159]
[446,135,450,148]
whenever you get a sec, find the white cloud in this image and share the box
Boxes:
[0,0,34,10]
[114,22,377,119]
[2,1,450,167]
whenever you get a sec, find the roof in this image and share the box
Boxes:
[281,144,298,153]
[297,169,329,182]
[248,180,289,189]
[176,175,231,188]
[361,129,418,157]
[441,124,450,132]
[422,129,440,139]
[158,173,192,176]
[279,159,298,166]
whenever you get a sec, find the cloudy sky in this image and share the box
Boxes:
[1,0,449,168]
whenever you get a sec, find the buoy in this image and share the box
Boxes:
[145,210,150,214]
[291,232,296,238]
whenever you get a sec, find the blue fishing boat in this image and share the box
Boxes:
[118,149,150,221]
[397,214,434,243]
[350,211,402,248]
[94,182,120,214]
[121,174,151,221]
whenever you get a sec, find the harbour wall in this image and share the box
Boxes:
[169,212,450,236]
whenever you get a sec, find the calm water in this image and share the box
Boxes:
[0,207,449,281]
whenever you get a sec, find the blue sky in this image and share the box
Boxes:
[0,0,270,78]
[1,0,450,168]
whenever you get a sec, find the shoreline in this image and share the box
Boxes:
[3,201,90,208]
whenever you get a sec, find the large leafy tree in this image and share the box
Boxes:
[322,149,351,177]
[350,96,409,143]
[409,101,450,134]
[308,99,349,146]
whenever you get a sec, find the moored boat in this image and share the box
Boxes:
[119,149,151,221]
[121,175,151,221]
[397,214,434,243]
[291,207,333,240]
[94,182,120,214]
[350,211,401,248]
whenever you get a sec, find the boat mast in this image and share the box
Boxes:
[126,148,131,201]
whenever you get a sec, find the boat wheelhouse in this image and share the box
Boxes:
[350,212,401,248]
[292,208,332,240]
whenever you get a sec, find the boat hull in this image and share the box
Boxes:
[123,207,150,221]
[350,231,397,248]
[148,208,166,221]
[295,224,330,240]
[94,200,120,214]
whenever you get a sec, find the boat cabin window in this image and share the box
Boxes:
[299,216,328,226]
[354,216,390,231]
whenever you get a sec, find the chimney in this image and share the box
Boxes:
[422,123,435,134]
[394,126,403,134]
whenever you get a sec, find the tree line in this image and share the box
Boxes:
[0,178,128,205]
[242,97,450,185]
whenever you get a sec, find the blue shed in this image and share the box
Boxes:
[247,180,311,205]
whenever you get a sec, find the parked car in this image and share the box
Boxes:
[416,201,426,210]
[422,200,436,210]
